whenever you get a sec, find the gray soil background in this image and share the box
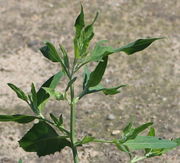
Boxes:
[0,0,179,162]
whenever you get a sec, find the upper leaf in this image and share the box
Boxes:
[40,42,61,62]
[0,114,38,123]
[124,136,177,150]
[81,38,162,65]
[37,71,64,110]
[74,5,85,39]
[19,121,70,157]
[115,38,163,55]
[7,83,28,102]
[86,56,108,87]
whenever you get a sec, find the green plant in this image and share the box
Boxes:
[0,6,179,163]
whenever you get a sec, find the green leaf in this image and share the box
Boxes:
[37,71,64,110]
[31,83,38,108]
[89,84,127,95]
[87,40,114,62]
[65,77,77,92]
[124,136,177,150]
[76,136,95,146]
[50,113,63,126]
[125,122,153,140]
[59,44,70,69]
[82,66,91,90]
[80,12,99,57]
[43,87,64,101]
[123,122,133,135]
[115,38,163,55]
[0,114,38,123]
[18,159,23,163]
[19,121,70,157]
[74,5,85,39]
[173,138,180,146]
[40,42,61,62]
[82,38,162,65]
[86,56,108,87]
[7,83,28,102]
[148,127,155,137]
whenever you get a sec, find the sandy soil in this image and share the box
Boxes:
[0,0,179,162]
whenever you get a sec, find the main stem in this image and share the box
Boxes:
[70,79,79,163]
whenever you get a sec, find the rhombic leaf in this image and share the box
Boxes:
[19,121,70,157]
[124,136,177,150]
[0,114,38,123]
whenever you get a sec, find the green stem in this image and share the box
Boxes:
[70,79,79,163]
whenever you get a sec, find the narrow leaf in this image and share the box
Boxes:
[115,38,163,55]
[124,136,177,150]
[65,77,77,92]
[7,83,28,102]
[43,87,64,101]
[19,121,70,156]
[0,114,38,123]
[40,42,61,62]
[59,44,70,69]
[87,56,108,87]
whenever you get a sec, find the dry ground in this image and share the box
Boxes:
[0,0,179,162]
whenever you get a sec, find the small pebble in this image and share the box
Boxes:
[111,130,120,135]
[106,114,115,120]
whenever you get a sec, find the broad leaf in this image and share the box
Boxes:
[19,121,70,157]
[0,114,38,123]
[124,136,177,150]
[86,56,108,87]
[40,42,61,62]
[7,83,28,102]
[37,71,64,110]
[173,138,180,146]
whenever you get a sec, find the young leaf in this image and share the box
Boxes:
[82,66,91,90]
[65,77,77,92]
[74,5,85,39]
[37,71,64,110]
[50,113,63,126]
[19,121,70,157]
[123,122,133,135]
[40,42,61,62]
[148,127,155,137]
[80,12,99,57]
[89,84,127,95]
[43,87,64,101]
[59,44,70,69]
[0,114,38,123]
[7,83,28,102]
[76,136,95,146]
[126,122,153,140]
[86,56,108,87]
[74,5,85,58]
[114,38,163,55]
[124,136,177,150]
[31,83,38,108]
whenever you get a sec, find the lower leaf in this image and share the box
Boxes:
[19,121,70,156]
